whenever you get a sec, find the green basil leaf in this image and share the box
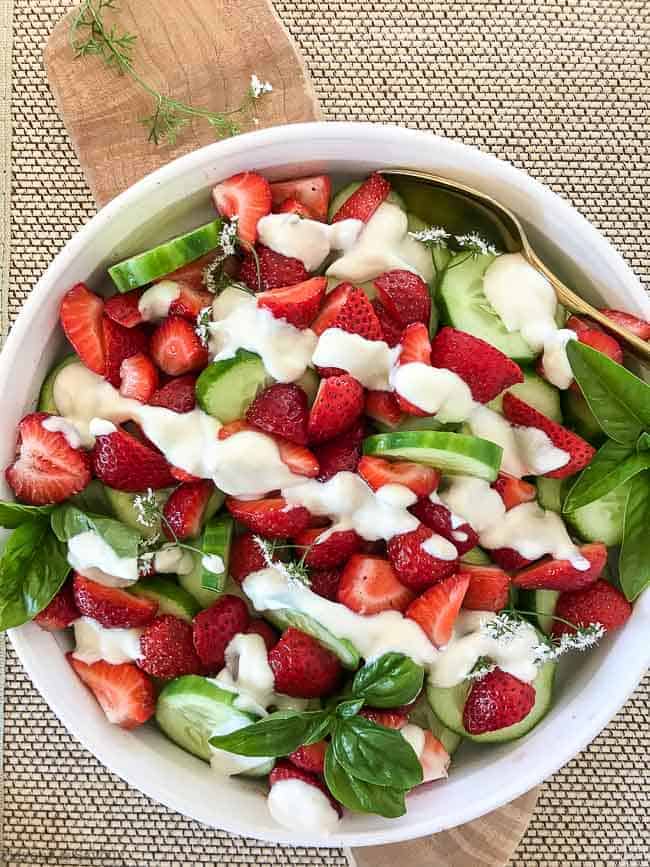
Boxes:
[209,709,331,757]
[0,501,54,529]
[567,341,650,445]
[332,717,422,789]
[0,521,70,630]
[636,432,650,453]
[324,746,406,818]
[51,504,140,560]
[69,480,114,516]
[352,652,424,707]
[619,470,650,600]
[562,440,644,513]
[336,698,365,719]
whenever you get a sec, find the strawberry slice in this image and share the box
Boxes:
[211,171,272,244]
[138,615,202,679]
[239,244,309,292]
[159,251,218,291]
[246,619,278,651]
[419,731,451,782]
[6,412,91,505]
[492,472,536,510]
[150,316,209,376]
[170,466,201,483]
[269,759,342,814]
[294,527,363,568]
[192,595,250,670]
[92,427,176,491]
[387,524,459,591]
[338,554,414,614]
[599,308,650,340]
[567,315,624,365]
[364,390,403,428]
[430,327,524,403]
[218,421,319,477]
[269,627,341,698]
[358,455,440,497]
[311,283,383,340]
[68,655,156,730]
[270,175,332,222]
[275,197,314,219]
[60,283,105,375]
[502,393,596,479]
[512,542,607,592]
[463,668,536,735]
[163,479,215,541]
[331,172,391,223]
[359,708,408,729]
[229,532,267,583]
[398,322,431,365]
[406,572,470,646]
[119,353,159,402]
[374,270,431,328]
[490,548,535,571]
[460,564,511,611]
[257,277,327,329]
[309,567,341,601]
[34,580,79,631]
[73,574,158,628]
[225,496,311,538]
[552,579,632,636]
[307,375,364,444]
[102,316,150,387]
[104,289,144,329]
[168,284,213,320]
[372,299,404,347]
[313,420,365,481]
[148,374,197,413]
[289,740,328,773]
[409,498,478,557]
[246,383,309,445]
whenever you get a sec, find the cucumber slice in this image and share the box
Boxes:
[200,515,234,592]
[536,477,564,513]
[178,556,222,608]
[427,661,555,743]
[565,481,630,546]
[439,253,537,363]
[489,371,562,423]
[561,390,605,445]
[460,546,492,566]
[109,219,223,292]
[407,692,462,754]
[264,608,360,670]
[196,349,273,423]
[295,367,320,405]
[104,486,172,540]
[37,354,79,413]
[130,577,200,622]
[328,181,405,222]
[519,589,560,635]
[363,431,503,482]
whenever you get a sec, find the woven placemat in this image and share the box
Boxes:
[1,0,649,864]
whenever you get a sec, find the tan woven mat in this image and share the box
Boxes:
[1,0,649,864]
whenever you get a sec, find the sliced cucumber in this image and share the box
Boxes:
[519,589,560,635]
[407,692,462,754]
[536,477,564,513]
[196,349,273,423]
[489,371,562,423]
[109,219,223,292]
[461,547,492,566]
[130,577,200,622]
[200,515,233,593]
[178,555,223,608]
[264,608,360,670]
[363,431,503,482]
[565,480,630,546]
[427,661,555,743]
[295,367,320,405]
[104,486,172,540]
[439,253,537,363]
[328,181,405,222]
[561,390,605,445]
[37,354,79,413]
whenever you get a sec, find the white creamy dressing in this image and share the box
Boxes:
[202,554,225,575]
[67,530,139,587]
[421,532,458,561]
[400,723,426,758]
[267,779,340,835]
[41,415,83,449]
[138,280,181,321]
[208,708,274,777]
[72,617,142,664]
[257,212,364,272]
[312,328,401,390]
[391,363,475,422]
[153,544,195,575]
[88,418,118,437]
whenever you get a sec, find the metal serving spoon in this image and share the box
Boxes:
[380,168,650,363]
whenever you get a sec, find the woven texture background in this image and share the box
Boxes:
[2,0,650,864]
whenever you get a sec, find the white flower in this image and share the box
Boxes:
[133,488,160,528]
[409,225,451,246]
[195,306,213,346]
[253,535,309,585]
[480,611,527,645]
[455,231,498,257]
[250,74,273,99]
[533,623,605,664]
[219,216,239,258]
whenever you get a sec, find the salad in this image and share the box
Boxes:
[2,169,649,835]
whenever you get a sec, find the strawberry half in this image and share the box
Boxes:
[269,627,341,698]
[492,472,537,510]
[331,172,391,223]
[104,289,144,329]
[246,618,278,651]
[239,244,309,292]
[246,383,309,445]
[148,374,197,413]
[150,316,208,376]
[102,316,150,388]
[119,353,159,402]
[359,708,408,729]
[512,542,607,592]
[192,595,250,670]
[372,300,404,347]
[338,554,414,615]
[460,564,511,611]
[225,496,311,539]
[168,284,213,320]
[409,498,478,557]
[567,315,624,365]
[211,171,272,244]
[68,655,155,730]
[387,524,459,591]
[398,322,431,365]
[307,375,364,444]
[358,455,440,497]
[405,572,470,646]
[502,393,596,478]
[92,427,176,491]
[490,548,535,571]
[138,615,203,679]
[552,579,632,636]
[374,270,431,328]
[270,175,331,222]
[269,759,342,815]
[309,567,342,601]
[163,480,215,541]
[60,283,106,375]
[463,668,536,735]
[313,419,365,481]
[294,527,363,568]
[34,580,79,631]
[257,277,327,329]
[364,390,403,428]
[6,412,91,505]
[599,308,650,340]
[229,532,267,583]
[419,730,451,782]
[311,283,383,340]
[289,740,328,774]
[275,197,314,219]
[73,574,158,628]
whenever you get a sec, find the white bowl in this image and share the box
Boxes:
[3,122,650,848]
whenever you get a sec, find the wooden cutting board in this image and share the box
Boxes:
[44,1,539,862]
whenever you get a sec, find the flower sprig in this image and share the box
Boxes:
[254,535,310,585]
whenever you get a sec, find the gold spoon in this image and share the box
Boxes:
[380,168,650,363]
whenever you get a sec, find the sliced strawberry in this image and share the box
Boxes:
[104,289,144,329]
[269,759,342,814]
[387,524,459,591]
[463,668,536,734]
[246,618,278,651]
[159,251,218,291]
[331,172,391,223]
[512,542,607,592]
[246,383,309,445]
[68,655,155,730]
[269,627,341,698]
[313,420,364,481]
[211,171,272,244]
[406,572,470,646]
[311,283,351,335]
[308,375,364,444]
[398,322,431,365]
[102,316,150,388]
[338,554,414,615]
[163,480,215,541]
[359,708,408,729]
[226,496,311,539]
[217,419,253,439]
[270,175,332,222]
[138,615,202,679]
[168,284,213,320]
[239,244,309,292]
[502,393,596,478]
[460,564,511,611]
[257,277,326,329]
[6,412,91,505]
[148,374,197,413]
[312,283,383,340]
[374,270,431,328]
[599,308,650,340]
[552,579,632,636]
[409,498,478,557]
[34,580,79,631]
[73,574,157,628]
[276,197,314,219]
[371,299,403,347]
[170,466,201,483]
[294,527,363,568]
[490,548,535,571]
[419,731,451,782]
[358,455,440,497]
[92,427,175,491]
[119,353,159,402]
[309,567,341,601]
[492,472,537,510]
[192,595,250,670]
[230,532,267,583]
[150,316,208,376]
[567,315,624,365]
[218,421,319,477]
[60,283,105,375]
[364,390,404,428]
[289,739,328,773]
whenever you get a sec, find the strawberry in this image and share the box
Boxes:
[307,375,364,443]
[387,525,459,591]
[105,289,144,329]
[269,627,341,698]
[239,244,309,292]
[311,283,383,340]
[409,499,478,557]
[364,390,403,428]
[159,251,218,291]
[102,316,150,387]
[68,655,155,730]
[359,708,408,729]
[567,315,624,365]
[170,466,201,483]
[92,427,176,491]
[192,595,250,670]
[72,574,158,628]
[294,527,363,568]
[492,472,536,510]
[358,455,440,497]
[269,760,342,814]
[512,542,607,592]
[419,731,451,782]
[226,496,311,538]
[313,420,364,481]
[230,532,268,583]
[246,618,278,651]
[60,283,106,375]
[430,327,524,403]
[374,270,431,327]
[406,573,470,646]
[150,316,208,376]
[257,277,326,329]
[276,197,314,219]
[167,284,213,321]
[463,668,536,735]
[331,172,391,223]
[163,480,215,541]
[371,299,404,347]
[599,308,650,340]
[490,548,535,571]
[119,353,159,402]
[34,580,79,631]
[308,567,341,601]
[211,171,272,244]
[398,322,431,365]
[552,579,632,636]
[460,564,511,611]
[139,615,202,679]
[218,421,319,477]
[502,393,596,479]
[148,374,197,413]
[289,740,328,774]
[246,383,309,445]
[6,412,91,505]
[270,175,331,222]
[338,554,414,615]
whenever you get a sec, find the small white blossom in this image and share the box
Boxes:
[253,535,309,584]
[455,231,498,257]
[533,623,605,664]
[465,659,496,681]
[195,306,213,346]
[219,216,239,258]
[480,611,527,645]
[133,489,160,528]
[250,74,273,99]
[409,225,451,247]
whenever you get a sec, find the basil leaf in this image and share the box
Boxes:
[0,501,54,529]
[209,709,331,757]
[0,521,70,630]
[562,440,643,513]
[619,470,650,600]
[324,747,406,818]
[567,341,650,445]
[51,504,140,560]
[69,480,114,516]
[336,698,365,719]
[352,652,424,707]
[332,717,422,789]
[637,432,650,453]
